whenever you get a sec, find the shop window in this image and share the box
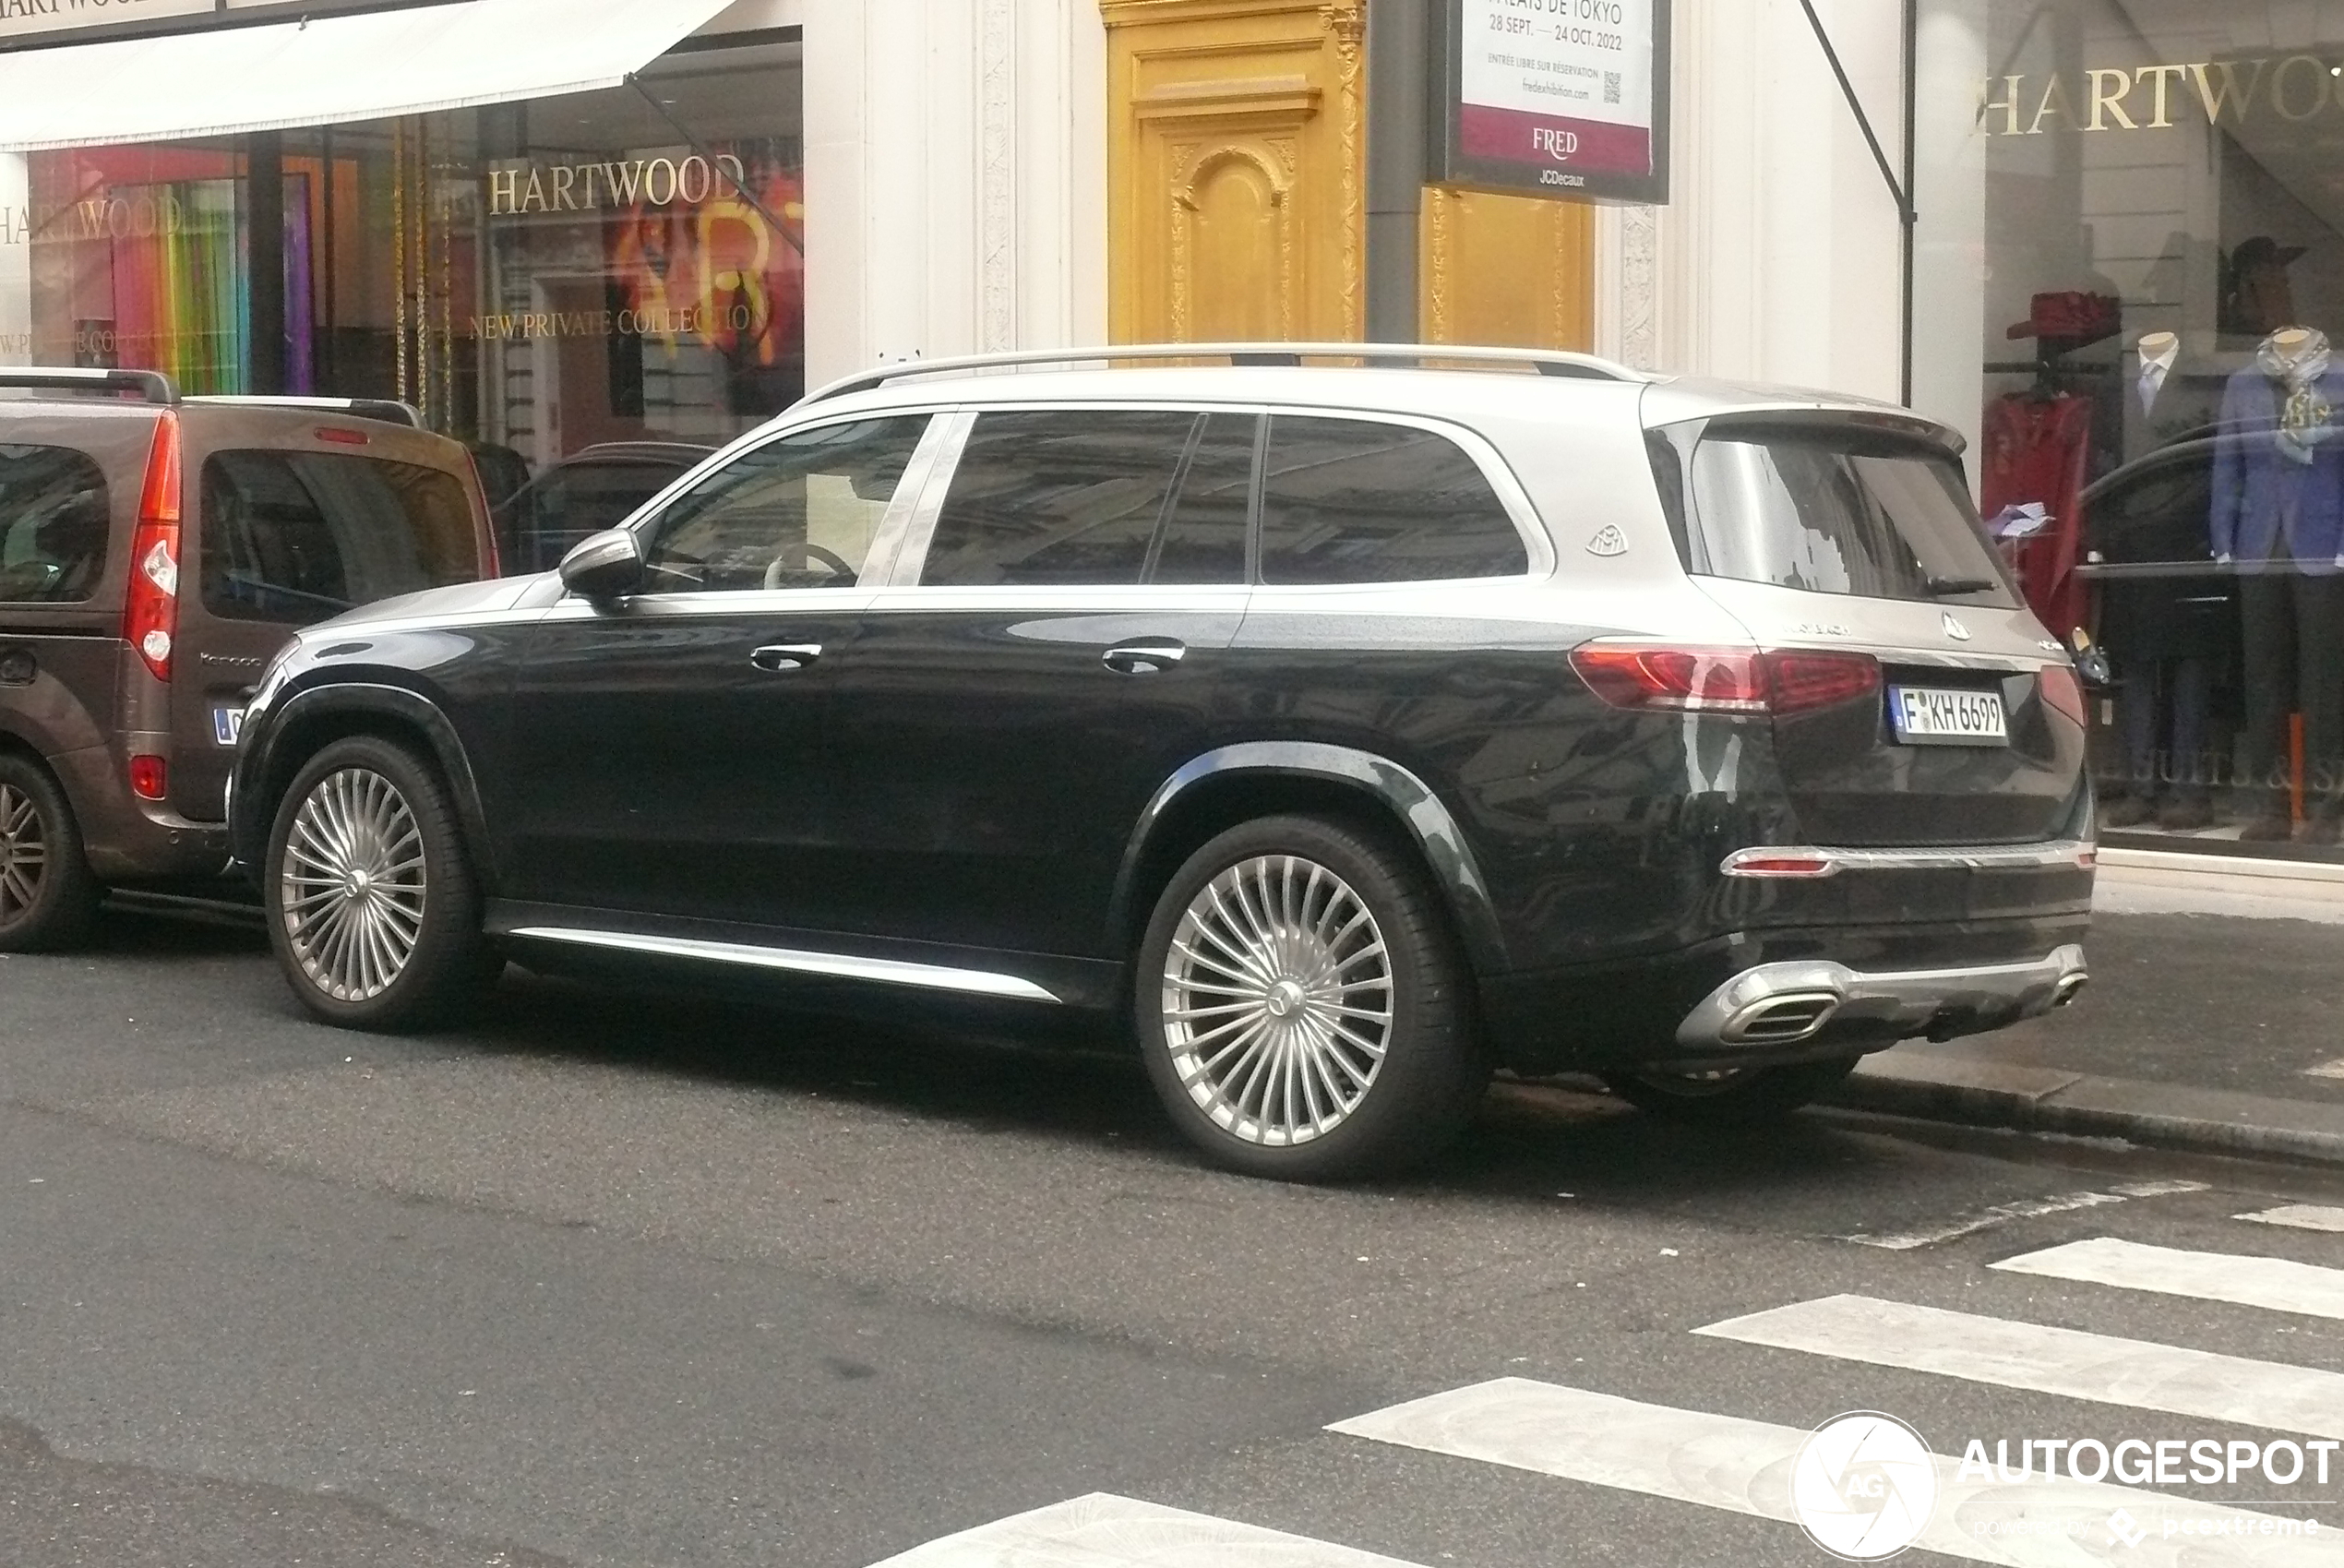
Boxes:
[0,445,109,604]
[640,417,927,594]
[1259,417,1528,584]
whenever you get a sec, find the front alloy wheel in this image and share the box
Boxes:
[266,735,488,1030]
[1138,814,1486,1181]
[278,766,429,1002]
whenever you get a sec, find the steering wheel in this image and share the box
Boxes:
[764,544,857,590]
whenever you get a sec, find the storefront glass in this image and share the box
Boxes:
[0,36,802,494]
[1921,2,2344,854]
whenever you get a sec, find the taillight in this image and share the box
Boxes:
[128,754,168,801]
[1571,644,1881,715]
[315,425,368,446]
[2039,664,2087,728]
[123,411,183,684]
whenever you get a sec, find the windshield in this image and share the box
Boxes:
[1659,423,2016,607]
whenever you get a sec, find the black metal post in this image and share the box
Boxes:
[246,130,286,395]
[1365,0,1431,343]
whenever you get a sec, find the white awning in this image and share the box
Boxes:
[0,0,742,154]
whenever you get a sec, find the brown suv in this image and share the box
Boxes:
[0,369,496,951]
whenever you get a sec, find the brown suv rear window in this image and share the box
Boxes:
[0,444,109,604]
[199,449,477,624]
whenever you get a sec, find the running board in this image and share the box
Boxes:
[505,926,1062,1003]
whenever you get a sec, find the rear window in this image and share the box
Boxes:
[1665,425,2015,606]
[199,450,478,624]
[0,444,109,604]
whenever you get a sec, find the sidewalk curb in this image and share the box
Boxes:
[1826,1050,2344,1167]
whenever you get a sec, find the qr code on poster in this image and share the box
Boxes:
[1604,71,1622,103]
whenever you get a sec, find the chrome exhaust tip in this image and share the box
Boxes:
[2051,972,2088,1008]
[1719,990,1842,1046]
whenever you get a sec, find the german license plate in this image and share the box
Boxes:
[1888,686,2007,746]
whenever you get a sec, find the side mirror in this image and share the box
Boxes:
[557,528,646,601]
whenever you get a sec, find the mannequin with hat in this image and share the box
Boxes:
[2210,275,2344,841]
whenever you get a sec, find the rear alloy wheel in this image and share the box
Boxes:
[1601,1057,1861,1126]
[1136,815,1486,1182]
[0,755,100,952]
[266,735,488,1030]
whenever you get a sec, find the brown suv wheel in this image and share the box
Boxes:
[0,754,101,952]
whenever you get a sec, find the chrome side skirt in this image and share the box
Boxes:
[506,927,1062,1003]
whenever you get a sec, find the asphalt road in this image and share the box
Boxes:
[5,912,2344,1567]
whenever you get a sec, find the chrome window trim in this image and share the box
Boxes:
[1720,840,2096,878]
[508,925,1060,1002]
[883,408,976,587]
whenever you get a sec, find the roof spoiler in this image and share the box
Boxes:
[187,394,425,429]
[0,367,178,405]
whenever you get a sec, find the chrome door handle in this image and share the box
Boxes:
[1102,640,1186,676]
[750,643,822,672]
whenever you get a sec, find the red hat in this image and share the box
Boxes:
[2006,291,2122,345]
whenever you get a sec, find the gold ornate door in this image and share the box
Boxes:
[1103,0,1364,344]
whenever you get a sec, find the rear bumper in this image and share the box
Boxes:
[1477,911,2092,1073]
[1676,943,2087,1053]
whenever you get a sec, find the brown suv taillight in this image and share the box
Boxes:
[1571,644,1882,715]
[123,411,184,684]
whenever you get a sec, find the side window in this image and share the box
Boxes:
[200,450,477,624]
[1150,412,1254,586]
[0,444,110,604]
[640,417,927,593]
[921,409,1200,588]
[1259,416,1531,585]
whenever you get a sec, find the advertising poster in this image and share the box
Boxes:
[1439,0,1670,204]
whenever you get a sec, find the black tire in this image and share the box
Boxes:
[0,752,101,953]
[1134,814,1488,1182]
[263,734,489,1031]
[1600,1056,1860,1126]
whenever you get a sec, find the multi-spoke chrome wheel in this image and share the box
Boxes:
[1160,853,1394,1147]
[0,783,47,924]
[279,767,427,1003]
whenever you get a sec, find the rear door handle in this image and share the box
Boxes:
[1102,640,1186,676]
[750,643,822,672]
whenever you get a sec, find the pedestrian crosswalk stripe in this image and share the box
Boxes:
[1695,1293,2344,1439]
[861,1492,1429,1567]
[1329,1379,2343,1567]
[2240,1205,2344,1235]
[1992,1237,2344,1320]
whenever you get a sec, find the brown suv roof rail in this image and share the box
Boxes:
[0,367,178,405]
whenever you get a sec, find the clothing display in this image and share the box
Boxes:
[1981,391,2095,640]
[2209,327,2344,834]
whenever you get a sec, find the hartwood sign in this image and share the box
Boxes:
[0,0,216,42]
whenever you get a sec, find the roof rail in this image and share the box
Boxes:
[0,367,178,405]
[800,342,1644,405]
[188,394,425,428]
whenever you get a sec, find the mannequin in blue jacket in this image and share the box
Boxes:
[2211,326,2344,842]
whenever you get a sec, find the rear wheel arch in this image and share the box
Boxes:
[1108,743,1509,976]
[245,685,498,894]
